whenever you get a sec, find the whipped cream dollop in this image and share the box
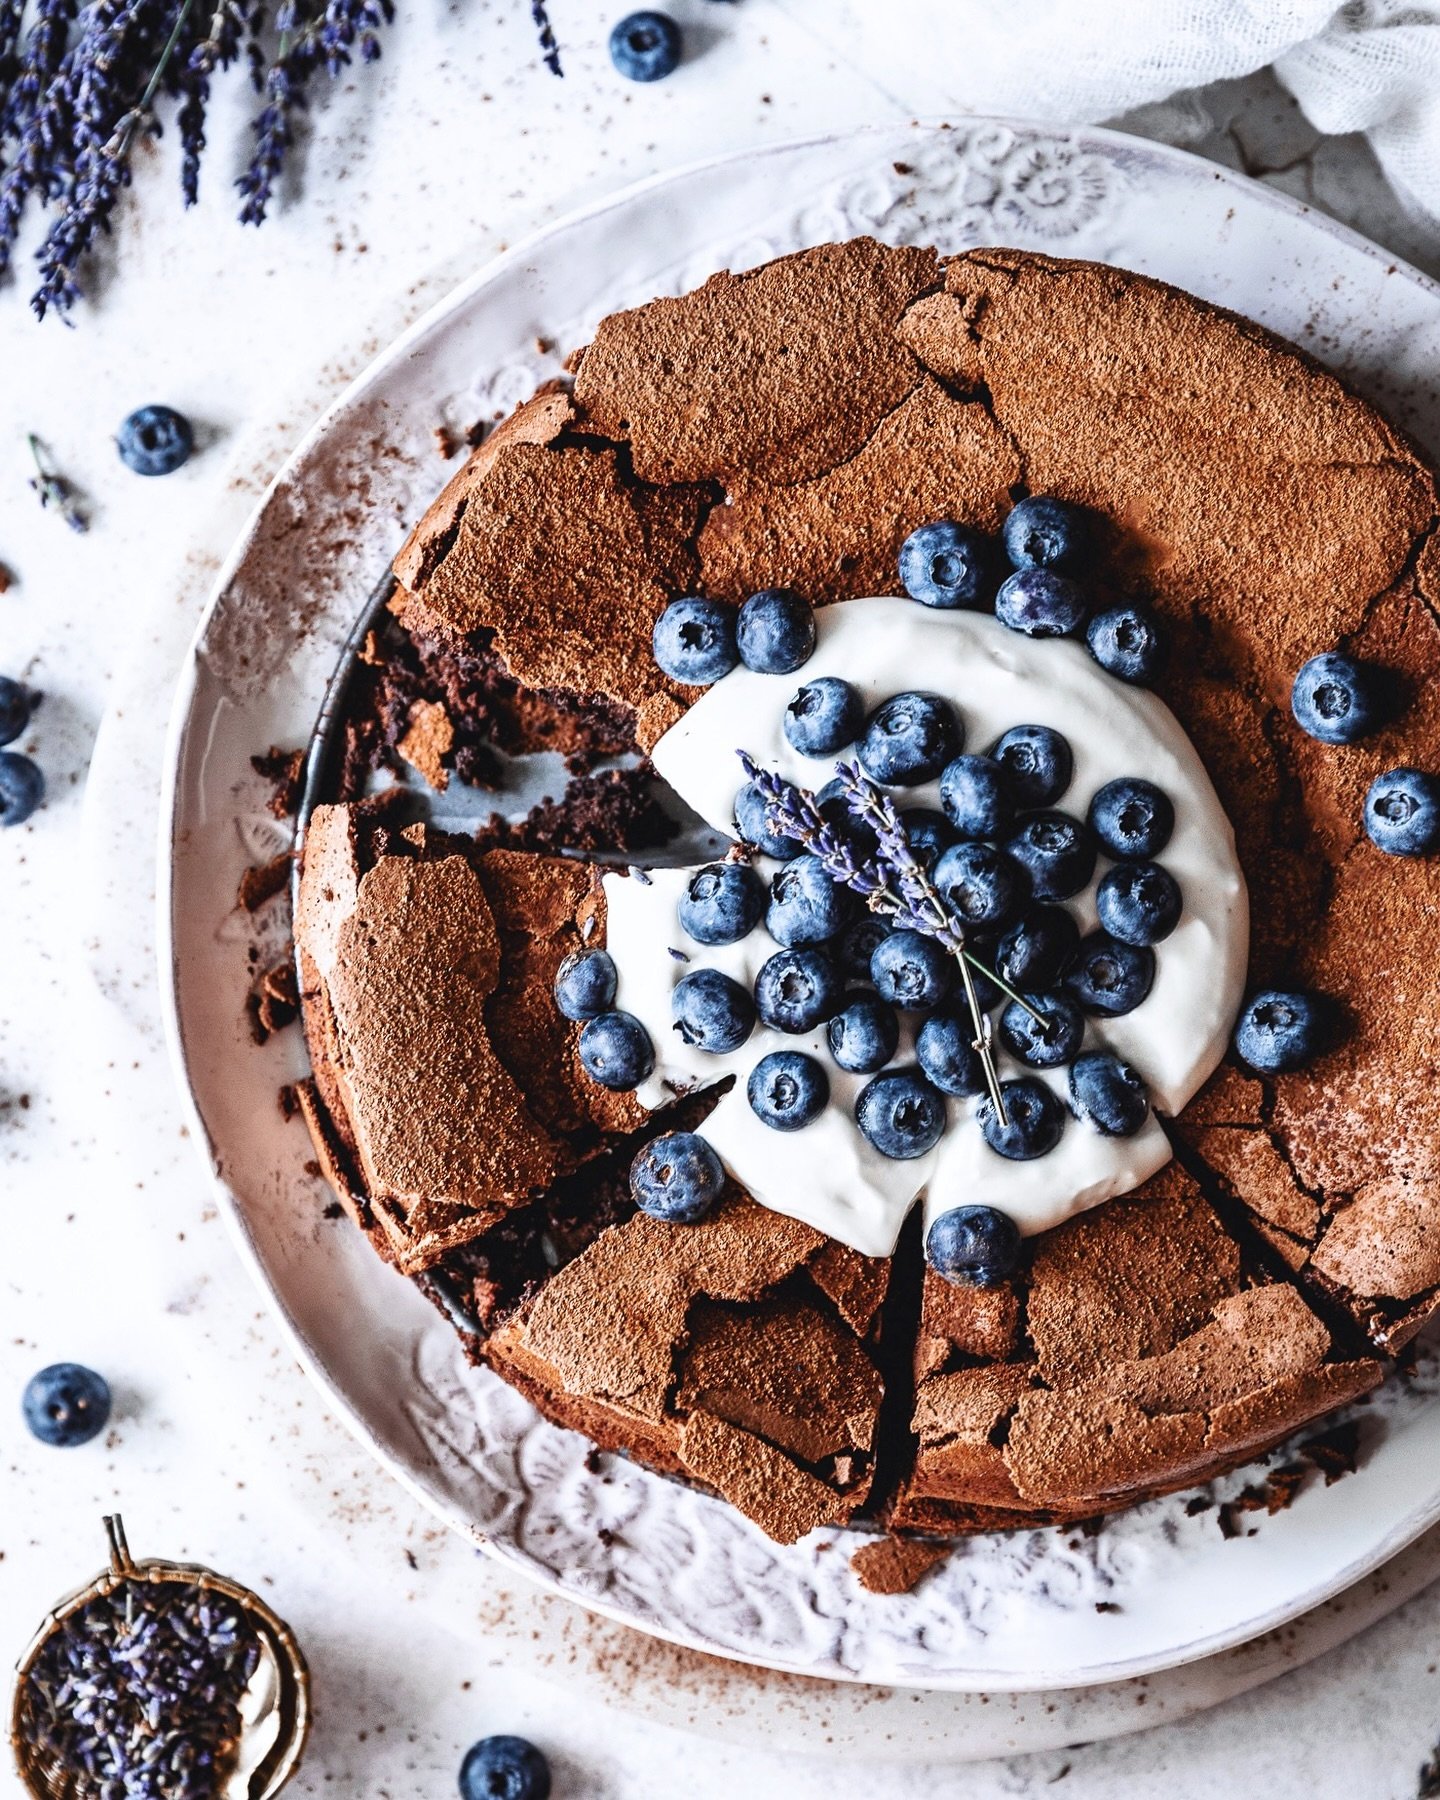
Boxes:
[605,600,1249,1259]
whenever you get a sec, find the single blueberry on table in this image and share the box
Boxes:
[1088,776,1174,861]
[578,1011,655,1089]
[977,1077,1065,1160]
[870,928,954,1010]
[677,860,766,945]
[1364,767,1440,857]
[652,597,738,685]
[932,840,1024,929]
[460,1734,552,1800]
[1291,652,1388,745]
[116,404,193,476]
[827,995,900,1074]
[671,966,755,1053]
[858,691,963,786]
[939,753,1014,841]
[608,9,682,79]
[1087,604,1164,685]
[748,1050,829,1131]
[734,779,802,860]
[915,1008,987,1097]
[990,723,1072,808]
[736,587,816,674]
[995,905,1080,991]
[995,568,1088,639]
[900,806,955,871]
[1069,1052,1150,1137]
[0,751,44,826]
[926,1205,1022,1287]
[1096,861,1182,946]
[754,947,844,1033]
[784,676,864,757]
[817,776,880,858]
[855,1068,947,1160]
[1065,932,1156,1017]
[998,990,1085,1069]
[1002,494,1090,573]
[897,519,995,609]
[836,913,892,981]
[1004,810,1096,902]
[22,1363,111,1447]
[767,853,852,947]
[0,675,32,746]
[630,1132,726,1222]
[553,948,617,1021]
[1234,989,1333,1073]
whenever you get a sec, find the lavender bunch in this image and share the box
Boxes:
[0,0,562,319]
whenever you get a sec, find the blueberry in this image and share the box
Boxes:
[836,913,892,981]
[553,948,617,1021]
[748,1051,829,1131]
[827,995,900,1073]
[1087,604,1164,685]
[734,780,801,860]
[630,1132,726,1222]
[22,1363,111,1447]
[1002,495,1090,573]
[1069,1052,1149,1136]
[677,861,766,944]
[1096,862,1182,945]
[652,598,738,685]
[784,676,863,757]
[900,807,955,871]
[767,854,852,947]
[939,754,1014,841]
[855,1069,947,1159]
[995,568,1087,639]
[578,1011,655,1089]
[1088,777,1174,861]
[1064,932,1156,1016]
[116,404,193,476]
[0,752,44,826]
[608,8,682,80]
[858,691,962,786]
[932,841,1024,928]
[754,947,843,1033]
[898,519,994,609]
[998,990,1085,1068]
[995,905,1080,990]
[1004,810,1096,902]
[817,777,880,858]
[990,723,1072,808]
[1292,652,1388,745]
[1234,989,1333,1073]
[460,1735,551,1800]
[1364,767,1440,857]
[672,966,755,1053]
[870,929,954,1010]
[977,1077,1065,1160]
[915,1009,986,1096]
[925,1205,1021,1287]
[0,676,32,746]
[736,588,815,674]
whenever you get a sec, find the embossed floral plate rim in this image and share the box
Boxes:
[160,117,1440,1693]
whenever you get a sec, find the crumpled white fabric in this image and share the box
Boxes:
[791,0,1440,228]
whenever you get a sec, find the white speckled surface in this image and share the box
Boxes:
[5,9,1440,1791]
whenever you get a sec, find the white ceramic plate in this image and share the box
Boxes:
[161,118,1440,1693]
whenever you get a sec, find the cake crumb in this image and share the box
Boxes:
[850,1535,949,1595]
[250,746,305,818]
[396,698,454,790]
[237,852,291,913]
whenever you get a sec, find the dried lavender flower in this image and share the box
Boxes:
[26,430,88,530]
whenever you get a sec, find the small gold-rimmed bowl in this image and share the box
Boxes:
[10,1516,310,1800]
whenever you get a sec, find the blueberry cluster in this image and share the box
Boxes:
[898,496,1165,685]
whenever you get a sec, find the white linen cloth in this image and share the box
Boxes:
[789,0,1440,229]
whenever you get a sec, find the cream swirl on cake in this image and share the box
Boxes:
[600,600,1249,1260]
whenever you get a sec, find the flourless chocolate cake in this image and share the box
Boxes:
[292,239,1440,1554]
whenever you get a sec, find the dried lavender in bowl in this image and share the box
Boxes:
[17,1578,261,1798]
